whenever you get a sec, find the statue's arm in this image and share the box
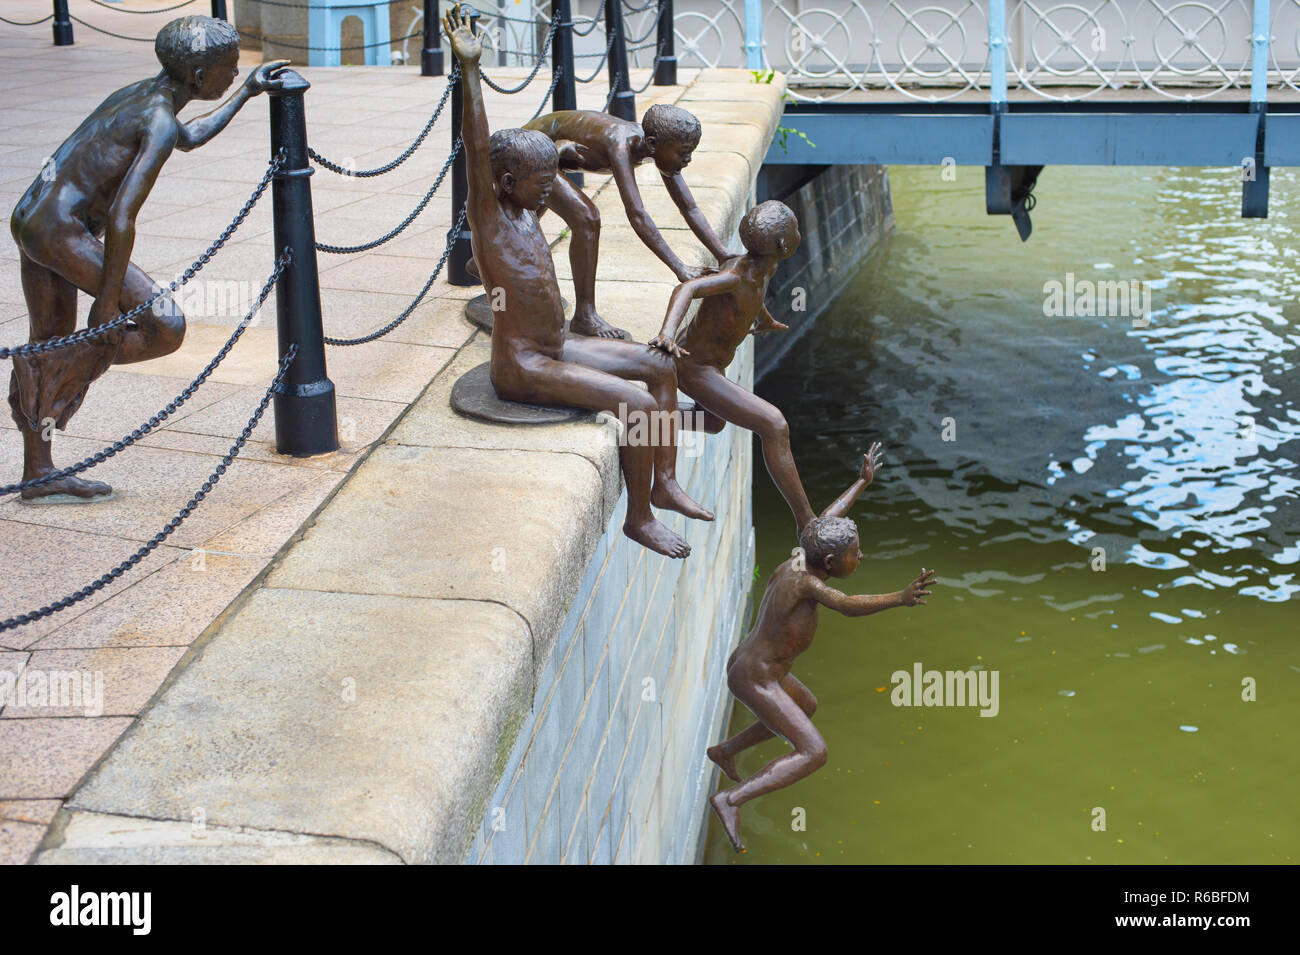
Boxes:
[444,9,498,232]
[821,444,883,519]
[663,172,729,262]
[802,576,903,617]
[177,61,289,152]
[91,115,176,324]
[649,269,739,356]
[609,150,690,280]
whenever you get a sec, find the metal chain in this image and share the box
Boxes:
[528,64,563,122]
[236,28,419,53]
[68,15,153,42]
[577,30,616,84]
[0,14,54,26]
[316,139,460,255]
[480,14,558,95]
[1,153,282,361]
[1,251,291,498]
[571,7,604,37]
[325,208,465,346]
[604,71,622,111]
[309,67,458,179]
[621,0,659,13]
[85,0,200,14]
[0,345,298,634]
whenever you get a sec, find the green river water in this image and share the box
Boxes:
[701,164,1299,865]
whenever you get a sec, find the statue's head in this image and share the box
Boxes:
[739,200,800,260]
[799,517,861,578]
[641,104,701,176]
[156,16,241,100]
[490,128,559,211]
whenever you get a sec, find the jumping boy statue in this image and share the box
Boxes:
[8,15,286,500]
[707,445,938,853]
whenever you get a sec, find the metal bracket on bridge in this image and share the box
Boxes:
[1242,107,1270,219]
[985,106,1043,243]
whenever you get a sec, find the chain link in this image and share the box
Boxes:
[0,14,54,26]
[480,14,558,95]
[2,251,292,498]
[2,153,283,362]
[316,139,460,255]
[309,67,458,179]
[325,208,465,346]
[85,0,200,14]
[0,345,298,633]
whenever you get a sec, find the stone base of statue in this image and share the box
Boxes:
[464,294,569,333]
[450,362,591,425]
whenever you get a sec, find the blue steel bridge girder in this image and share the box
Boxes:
[764,104,1300,228]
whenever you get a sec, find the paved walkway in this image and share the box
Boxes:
[0,0,703,863]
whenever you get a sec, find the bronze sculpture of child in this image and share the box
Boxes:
[444,5,710,557]
[648,199,813,532]
[707,445,938,853]
[8,15,287,500]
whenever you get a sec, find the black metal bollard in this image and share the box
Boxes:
[52,0,73,46]
[421,0,443,76]
[267,72,339,457]
[448,67,478,287]
[653,0,676,86]
[605,0,635,121]
[552,0,583,188]
[211,0,228,20]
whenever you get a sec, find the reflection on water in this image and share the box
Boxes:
[703,165,1298,865]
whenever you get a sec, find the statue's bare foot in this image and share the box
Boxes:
[710,791,745,853]
[569,310,629,340]
[20,474,112,502]
[623,518,690,558]
[707,744,741,783]
[651,478,714,522]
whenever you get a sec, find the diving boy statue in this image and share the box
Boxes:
[648,199,813,532]
[707,445,938,853]
[8,15,287,500]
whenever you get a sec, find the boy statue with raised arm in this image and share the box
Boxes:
[443,5,710,557]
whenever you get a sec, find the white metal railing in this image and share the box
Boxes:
[653,0,1299,102]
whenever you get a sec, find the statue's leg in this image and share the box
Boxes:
[562,335,712,521]
[496,351,689,558]
[708,674,818,782]
[11,251,113,500]
[545,173,627,339]
[678,363,816,531]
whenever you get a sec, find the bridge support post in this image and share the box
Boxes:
[743,0,763,70]
[1243,0,1270,218]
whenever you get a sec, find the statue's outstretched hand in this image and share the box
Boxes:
[860,441,884,485]
[648,334,689,359]
[443,5,482,64]
[246,60,291,94]
[901,568,936,607]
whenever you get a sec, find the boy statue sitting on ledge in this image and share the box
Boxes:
[648,200,813,533]
[444,5,710,558]
[708,445,938,853]
[8,15,286,500]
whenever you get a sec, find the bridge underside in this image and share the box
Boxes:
[765,102,1300,231]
